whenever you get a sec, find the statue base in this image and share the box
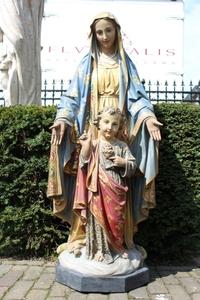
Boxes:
[55,262,150,293]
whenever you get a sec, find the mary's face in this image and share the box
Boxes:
[94,19,116,54]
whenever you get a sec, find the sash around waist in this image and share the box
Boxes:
[98,95,118,99]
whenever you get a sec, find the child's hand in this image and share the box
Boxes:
[79,130,92,147]
[109,156,126,167]
[79,129,92,161]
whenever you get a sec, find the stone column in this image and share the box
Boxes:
[0,0,44,105]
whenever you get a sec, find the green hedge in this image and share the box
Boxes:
[136,104,200,259]
[0,105,68,257]
[0,104,200,259]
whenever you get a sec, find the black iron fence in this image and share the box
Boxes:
[0,79,200,106]
[143,80,200,104]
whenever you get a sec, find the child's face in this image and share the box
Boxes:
[99,113,121,141]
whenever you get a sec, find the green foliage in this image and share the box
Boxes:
[136,104,200,260]
[0,104,200,259]
[0,105,68,257]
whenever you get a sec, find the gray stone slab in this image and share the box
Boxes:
[55,262,150,293]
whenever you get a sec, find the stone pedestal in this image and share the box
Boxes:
[55,262,150,293]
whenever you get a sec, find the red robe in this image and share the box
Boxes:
[73,142,128,252]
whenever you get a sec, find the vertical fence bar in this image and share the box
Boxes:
[52,79,55,106]
[190,81,193,102]
[181,80,185,101]
[164,81,168,102]
[156,81,160,103]
[43,79,47,106]
[60,79,64,96]
[173,81,176,103]
[148,80,151,100]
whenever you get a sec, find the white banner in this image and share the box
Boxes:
[41,0,184,82]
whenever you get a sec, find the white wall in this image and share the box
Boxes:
[41,0,184,83]
[183,0,200,84]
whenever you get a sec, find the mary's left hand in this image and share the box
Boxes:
[146,118,163,141]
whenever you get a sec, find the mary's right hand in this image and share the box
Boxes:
[50,121,67,145]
